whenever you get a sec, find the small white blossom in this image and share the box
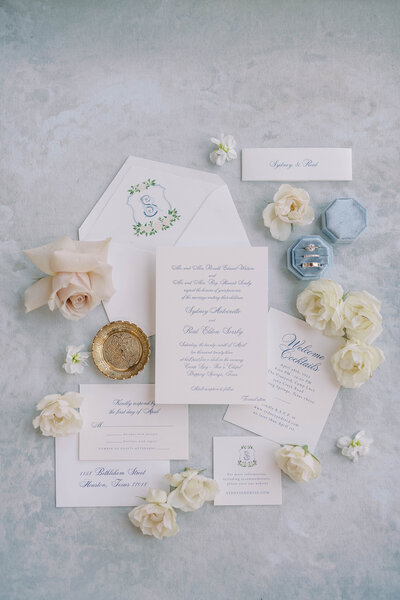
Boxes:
[63,345,90,374]
[336,431,373,462]
[209,134,237,166]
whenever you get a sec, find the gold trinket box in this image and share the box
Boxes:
[92,321,150,380]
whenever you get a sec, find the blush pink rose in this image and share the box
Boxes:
[24,236,114,321]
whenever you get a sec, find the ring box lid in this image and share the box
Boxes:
[321,197,367,243]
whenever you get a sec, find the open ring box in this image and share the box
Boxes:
[287,235,333,281]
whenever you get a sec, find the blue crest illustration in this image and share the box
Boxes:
[238,445,257,468]
[127,179,180,237]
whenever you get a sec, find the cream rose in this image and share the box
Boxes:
[24,236,115,321]
[331,340,385,388]
[128,489,179,540]
[342,291,383,344]
[165,468,219,512]
[275,445,321,483]
[263,184,314,241]
[296,279,344,336]
[32,392,83,437]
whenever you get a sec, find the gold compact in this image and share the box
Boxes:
[92,321,150,380]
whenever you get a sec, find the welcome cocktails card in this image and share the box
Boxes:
[224,308,342,451]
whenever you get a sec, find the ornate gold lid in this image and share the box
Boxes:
[92,321,150,380]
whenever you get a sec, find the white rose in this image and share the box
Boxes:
[165,468,219,512]
[275,445,321,483]
[296,279,344,336]
[32,392,83,437]
[263,184,314,241]
[331,340,385,388]
[342,291,383,344]
[128,489,179,540]
[24,236,115,321]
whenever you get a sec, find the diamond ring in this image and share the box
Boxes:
[301,262,322,268]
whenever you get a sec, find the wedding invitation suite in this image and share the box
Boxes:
[224,308,342,451]
[155,247,269,405]
[79,384,189,460]
[241,148,352,181]
[56,435,169,507]
[79,156,249,335]
[213,437,282,506]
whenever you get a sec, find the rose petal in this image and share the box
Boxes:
[89,264,115,302]
[24,276,53,312]
[24,236,75,275]
[36,394,61,410]
[301,204,315,225]
[262,203,276,227]
[270,217,291,241]
[49,238,111,273]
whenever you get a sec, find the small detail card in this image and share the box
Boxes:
[155,246,269,404]
[224,308,342,452]
[242,147,352,181]
[79,384,188,460]
[213,436,282,506]
[56,435,169,507]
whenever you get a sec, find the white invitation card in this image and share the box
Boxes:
[79,384,188,460]
[242,147,352,181]
[213,436,282,506]
[224,308,342,451]
[155,246,269,405]
[56,435,169,507]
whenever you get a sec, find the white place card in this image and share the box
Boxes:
[56,435,169,507]
[155,246,269,405]
[224,308,342,452]
[79,384,188,460]
[213,436,282,506]
[242,147,352,181]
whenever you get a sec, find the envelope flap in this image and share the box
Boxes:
[176,184,250,247]
[79,156,224,240]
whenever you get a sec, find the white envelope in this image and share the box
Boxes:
[79,156,250,335]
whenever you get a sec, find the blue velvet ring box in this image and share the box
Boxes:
[287,235,333,280]
[321,197,367,244]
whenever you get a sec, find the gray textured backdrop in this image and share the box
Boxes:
[1,1,400,599]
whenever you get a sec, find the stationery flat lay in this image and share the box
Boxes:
[25,146,384,540]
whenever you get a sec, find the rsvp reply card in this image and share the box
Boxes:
[224,308,342,452]
[213,437,282,506]
[242,148,352,181]
[56,435,169,507]
[155,247,269,405]
[79,384,188,460]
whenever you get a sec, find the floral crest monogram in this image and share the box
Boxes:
[238,445,257,467]
[127,179,180,237]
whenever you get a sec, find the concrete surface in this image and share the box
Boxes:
[1,1,399,599]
